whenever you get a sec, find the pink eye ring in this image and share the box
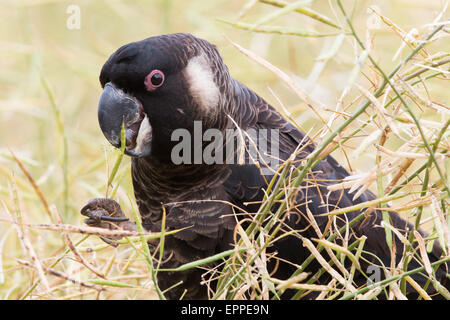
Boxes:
[145,70,165,91]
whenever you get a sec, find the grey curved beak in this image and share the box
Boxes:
[98,82,151,157]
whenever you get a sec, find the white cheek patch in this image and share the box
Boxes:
[134,115,152,154]
[184,54,220,110]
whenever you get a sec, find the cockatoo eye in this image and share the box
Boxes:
[145,70,165,91]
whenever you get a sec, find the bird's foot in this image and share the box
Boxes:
[80,198,137,246]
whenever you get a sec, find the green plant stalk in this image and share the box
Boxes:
[402,52,449,75]
[254,159,294,215]
[403,58,450,81]
[109,169,125,199]
[432,278,450,299]
[161,280,184,295]
[380,69,449,114]
[317,31,346,61]
[419,263,450,300]
[259,0,340,29]
[159,248,247,272]
[129,197,165,300]
[88,279,138,288]
[261,171,303,237]
[413,118,450,230]
[376,131,392,250]
[319,193,409,217]
[105,120,126,198]
[9,177,22,227]
[218,19,340,37]
[347,236,367,291]
[314,238,362,271]
[252,0,314,28]
[41,77,69,216]
[156,204,167,274]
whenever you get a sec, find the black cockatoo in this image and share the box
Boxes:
[81,33,449,300]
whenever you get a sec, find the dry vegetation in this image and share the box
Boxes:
[0,0,449,300]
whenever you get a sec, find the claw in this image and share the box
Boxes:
[84,217,98,225]
[81,199,129,223]
[99,236,119,247]
[97,215,130,222]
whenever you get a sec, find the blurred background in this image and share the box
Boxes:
[0,0,448,299]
